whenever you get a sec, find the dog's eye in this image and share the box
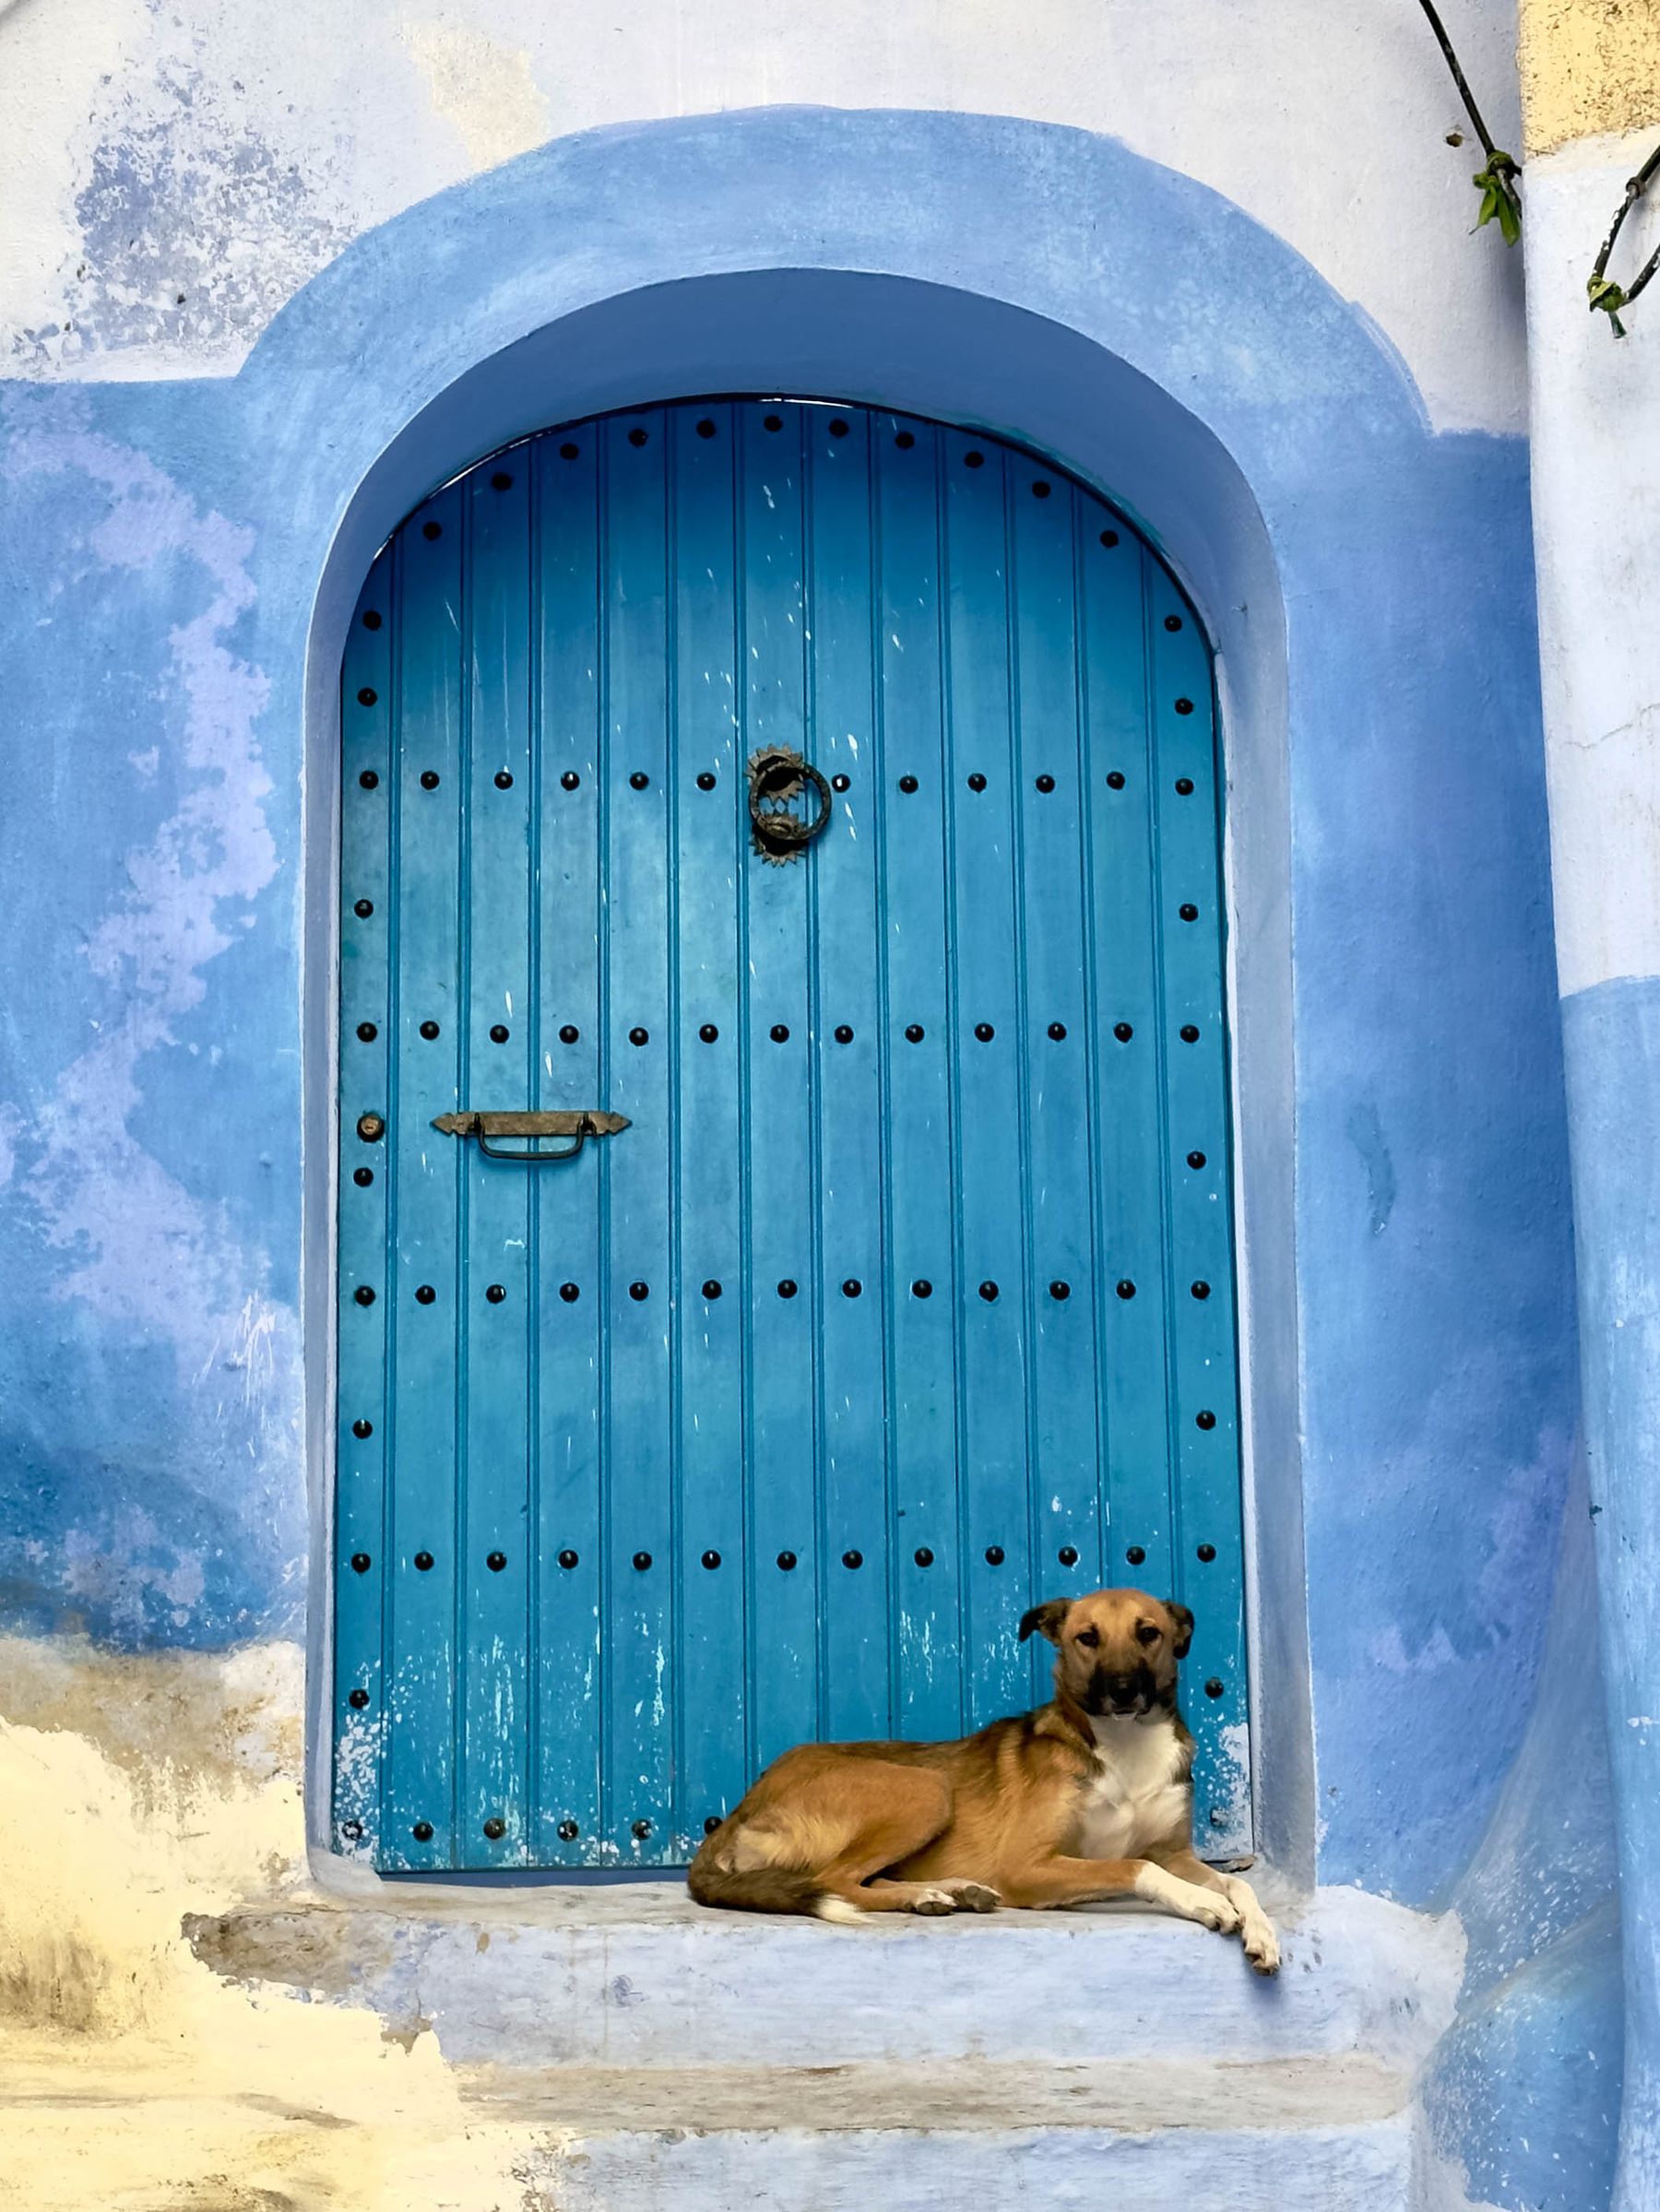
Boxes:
[1135,1622,1162,1646]
[1074,1627,1099,1649]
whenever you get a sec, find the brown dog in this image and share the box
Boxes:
[688,1586,1279,1973]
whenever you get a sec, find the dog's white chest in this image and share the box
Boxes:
[1073,1717,1189,1861]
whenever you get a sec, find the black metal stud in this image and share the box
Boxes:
[985,1545,1005,1566]
[420,1020,440,1039]
[359,770,379,789]
[915,1547,934,1567]
[842,1549,863,1569]
[633,1551,652,1571]
[899,774,919,794]
[629,1281,648,1301]
[1191,1281,1212,1300]
[696,419,717,439]
[414,1551,434,1570]
[1175,698,1195,716]
[1049,1280,1071,1300]
[349,1688,370,1709]
[486,1283,506,1303]
[764,414,783,432]
[1114,1022,1133,1042]
[702,1279,721,1300]
[562,770,580,790]
[979,1281,998,1301]
[629,1026,648,1046]
[1187,1150,1207,1169]
[835,1024,854,1043]
[354,898,374,919]
[1049,1023,1067,1040]
[357,1022,377,1042]
[495,770,514,789]
[1035,774,1055,793]
[833,774,850,792]
[700,1023,718,1043]
[415,1283,436,1304]
[842,1279,861,1298]
[421,770,440,790]
[1117,1280,1136,1299]
[704,1815,723,1834]
[628,427,648,448]
[1106,770,1126,789]
[1059,1545,1079,1567]
[965,449,984,467]
[490,1024,509,1044]
[829,418,849,438]
[1196,1410,1216,1430]
[422,520,442,540]
[353,1168,374,1188]
[362,610,382,630]
[975,1022,994,1041]
[559,1549,579,1568]
[492,470,514,491]
[632,1818,652,1839]
[488,1551,507,1571]
[1204,1679,1225,1699]
[1165,614,1183,633]
[560,1282,580,1302]
[561,442,579,459]
[357,1114,385,1142]
[905,1023,924,1043]
[1180,1024,1200,1042]
[912,1279,932,1298]
[696,771,717,790]
[702,1550,721,1570]
[1126,1545,1146,1566]
[352,1418,373,1438]
[1100,528,1120,547]
[1180,903,1199,921]
[358,687,377,707]
[778,1279,798,1299]
[967,773,987,791]
[630,771,649,789]
[1175,776,1195,796]
[350,1553,372,1573]
[354,1286,375,1307]
[777,1551,798,1571]
[412,1820,433,1841]
[895,430,915,449]
[1032,480,1051,500]
[561,1024,579,1044]
[558,1819,580,1839]
[484,1816,506,1839]
[1197,1543,1217,1562]
[771,1023,789,1043]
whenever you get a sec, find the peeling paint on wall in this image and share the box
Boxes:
[1520,0,1660,156]
[400,19,551,172]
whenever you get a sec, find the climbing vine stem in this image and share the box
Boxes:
[1587,140,1660,337]
[1415,0,1522,244]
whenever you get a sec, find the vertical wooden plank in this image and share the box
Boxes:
[1008,453,1100,1686]
[531,426,605,1865]
[1081,529,1174,1596]
[384,481,465,1868]
[335,550,395,1860]
[600,409,675,1862]
[667,401,749,1848]
[939,431,1031,1727]
[804,405,892,1743]
[875,413,960,1743]
[739,401,820,1772]
[1149,585,1250,1851]
[457,462,533,1867]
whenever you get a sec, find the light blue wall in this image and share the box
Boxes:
[0,105,1609,2199]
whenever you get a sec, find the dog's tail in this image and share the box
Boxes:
[686,1856,837,1919]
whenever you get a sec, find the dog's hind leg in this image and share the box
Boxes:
[810,1767,971,1920]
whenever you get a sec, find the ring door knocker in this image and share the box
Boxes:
[746,746,833,864]
[432,1109,630,1164]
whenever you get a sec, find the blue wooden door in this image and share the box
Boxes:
[334,399,1249,1872]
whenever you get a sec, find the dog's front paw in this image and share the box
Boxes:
[1242,1920,1280,1975]
[1190,1892,1243,1935]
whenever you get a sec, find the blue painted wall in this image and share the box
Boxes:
[0,103,1612,2196]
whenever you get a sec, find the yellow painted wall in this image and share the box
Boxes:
[1520,0,1660,154]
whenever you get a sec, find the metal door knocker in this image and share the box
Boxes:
[747,746,833,864]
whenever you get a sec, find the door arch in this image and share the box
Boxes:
[333,396,1247,1870]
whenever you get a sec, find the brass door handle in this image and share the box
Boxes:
[432,1109,630,1164]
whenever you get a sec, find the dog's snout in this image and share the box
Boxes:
[1092,1666,1151,1714]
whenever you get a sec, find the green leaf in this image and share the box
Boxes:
[1473,156,1522,246]
[1587,276,1630,338]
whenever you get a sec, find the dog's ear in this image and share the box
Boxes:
[1165,1601,1195,1659]
[1019,1598,1070,1647]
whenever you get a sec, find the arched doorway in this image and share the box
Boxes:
[332,396,1246,1870]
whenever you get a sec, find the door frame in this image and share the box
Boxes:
[300,270,1309,1893]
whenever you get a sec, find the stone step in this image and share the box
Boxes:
[475,2055,1416,2212]
[188,1879,1460,2076]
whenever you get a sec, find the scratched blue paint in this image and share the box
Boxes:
[332,400,1246,1869]
[0,107,1601,2182]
